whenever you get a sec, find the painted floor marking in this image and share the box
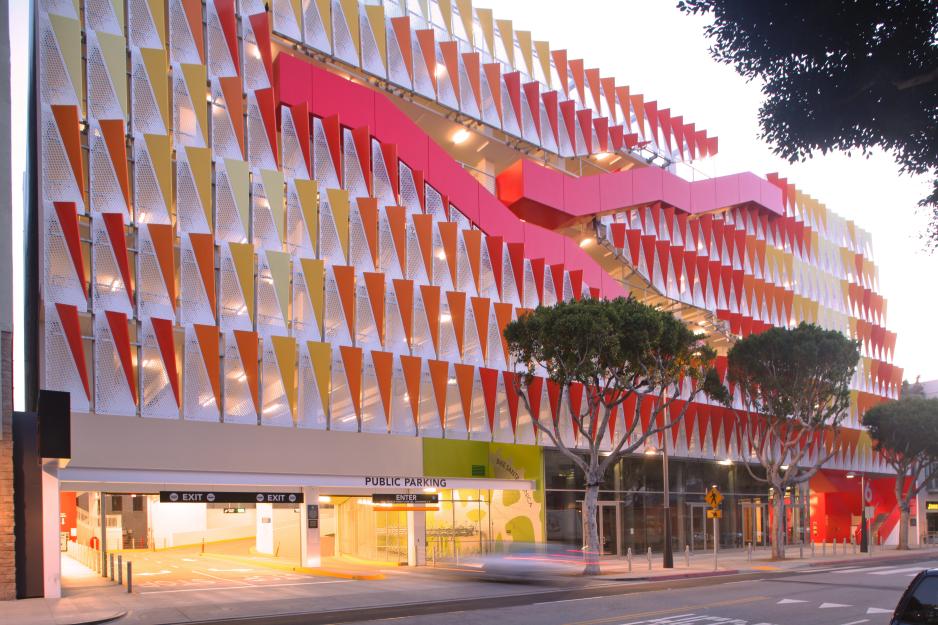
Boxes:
[776,599,807,604]
[837,620,868,625]
[819,603,852,608]
[866,607,892,614]
[192,569,252,585]
[139,579,350,594]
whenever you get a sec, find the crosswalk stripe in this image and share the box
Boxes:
[869,567,925,575]
[832,565,899,574]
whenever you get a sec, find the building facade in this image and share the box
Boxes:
[27,0,901,597]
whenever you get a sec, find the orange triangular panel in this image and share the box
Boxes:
[363,271,386,346]
[371,350,393,426]
[333,265,357,339]
[446,290,466,357]
[340,345,363,418]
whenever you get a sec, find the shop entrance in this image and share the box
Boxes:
[740,498,768,546]
[332,496,409,565]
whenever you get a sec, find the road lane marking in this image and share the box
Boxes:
[869,567,924,575]
[866,607,892,614]
[534,597,602,606]
[838,620,868,625]
[832,566,898,574]
[562,595,768,625]
[777,599,807,604]
[819,603,852,608]
[140,579,351,594]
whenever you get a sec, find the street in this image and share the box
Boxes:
[178,557,935,625]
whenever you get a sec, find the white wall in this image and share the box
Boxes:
[150,502,206,549]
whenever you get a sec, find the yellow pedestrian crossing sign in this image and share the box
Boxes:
[706,486,723,508]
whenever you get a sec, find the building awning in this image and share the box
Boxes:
[58,467,535,492]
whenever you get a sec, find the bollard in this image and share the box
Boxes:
[647,546,652,571]
[201,538,205,554]
[811,541,815,558]
[117,555,123,585]
[853,541,857,555]
[109,553,114,581]
[799,543,804,559]
[822,541,826,556]
[627,547,632,573]
[126,561,132,593]
[747,542,752,561]
[685,545,690,567]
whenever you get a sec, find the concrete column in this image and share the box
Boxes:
[255,503,274,554]
[300,487,320,567]
[42,461,60,598]
[407,510,426,567]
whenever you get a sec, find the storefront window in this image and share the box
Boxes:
[544,451,774,553]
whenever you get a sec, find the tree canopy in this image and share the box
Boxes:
[863,397,938,548]
[678,0,938,245]
[864,397,938,465]
[727,322,860,558]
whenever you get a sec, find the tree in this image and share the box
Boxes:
[504,297,726,574]
[726,323,860,560]
[863,398,938,549]
[677,1,938,245]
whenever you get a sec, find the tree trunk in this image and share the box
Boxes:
[898,505,910,550]
[895,471,910,550]
[771,490,786,560]
[582,467,601,575]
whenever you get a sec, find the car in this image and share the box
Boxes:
[891,569,938,624]
[459,543,585,583]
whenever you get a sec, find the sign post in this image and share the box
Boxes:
[706,486,723,571]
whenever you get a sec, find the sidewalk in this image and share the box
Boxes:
[4,544,938,625]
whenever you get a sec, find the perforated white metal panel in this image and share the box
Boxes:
[214,159,249,244]
[223,331,258,424]
[172,65,206,149]
[261,336,292,426]
[91,213,133,316]
[280,106,309,182]
[219,244,254,332]
[43,203,87,310]
[271,0,303,42]
[93,312,137,415]
[247,92,276,169]
[38,11,81,108]
[136,225,175,321]
[256,253,288,336]
[133,138,171,225]
[140,318,180,418]
[41,108,85,209]
[252,173,282,251]
[169,0,201,64]
[131,48,167,136]
[179,235,216,326]
[210,79,243,161]
[44,305,90,412]
[183,326,221,421]
[303,0,331,52]
[88,126,126,214]
[86,30,125,122]
[285,180,314,257]
[175,151,212,234]
[206,0,239,78]
[311,118,339,189]
[297,342,327,429]
[342,128,367,200]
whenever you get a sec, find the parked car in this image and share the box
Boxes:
[892,569,938,624]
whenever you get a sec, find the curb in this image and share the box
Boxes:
[806,549,938,568]
[607,569,740,582]
[55,610,128,625]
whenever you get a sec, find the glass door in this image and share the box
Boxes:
[375,510,408,564]
[688,503,708,551]
[598,502,620,556]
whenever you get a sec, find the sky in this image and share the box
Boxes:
[6,1,937,410]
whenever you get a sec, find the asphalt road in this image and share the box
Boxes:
[181,557,938,625]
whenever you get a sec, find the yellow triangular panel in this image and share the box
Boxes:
[307,340,332,415]
[339,0,361,58]
[97,31,129,119]
[455,0,474,46]
[230,242,256,322]
[225,159,251,239]
[261,169,286,244]
[49,16,84,112]
[145,0,166,49]
[301,258,325,332]
[266,250,292,327]
[535,40,551,87]
[476,8,494,56]
[144,134,172,215]
[327,188,350,262]
[495,20,514,68]
[185,146,213,229]
[296,178,319,253]
[438,0,453,33]
[516,30,533,77]
[364,5,387,70]
[272,336,297,419]
[141,47,169,131]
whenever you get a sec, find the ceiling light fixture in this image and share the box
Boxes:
[452,128,471,144]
